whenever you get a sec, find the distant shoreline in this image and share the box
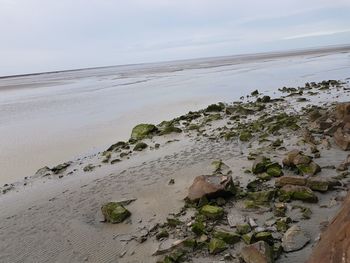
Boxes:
[1,44,350,80]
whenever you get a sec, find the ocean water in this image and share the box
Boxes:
[0,48,350,184]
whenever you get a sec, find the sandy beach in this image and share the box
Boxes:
[1,47,350,263]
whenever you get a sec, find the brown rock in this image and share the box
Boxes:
[282,150,301,166]
[241,241,273,263]
[307,192,350,263]
[336,102,350,122]
[337,154,350,171]
[186,175,235,202]
[275,176,307,187]
[334,127,350,150]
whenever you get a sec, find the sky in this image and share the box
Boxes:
[1,0,350,76]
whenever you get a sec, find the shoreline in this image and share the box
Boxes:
[1,79,350,262]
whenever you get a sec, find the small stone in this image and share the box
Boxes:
[200,205,224,219]
[213,228,241,244]
[130,124,158,141]
[156,229,169,240]
[133,142,148,151]
[282,225,310,252]
[240,241,273,263]
[237,224,252,235]
[209,238,228,254]
[101,202,131,224]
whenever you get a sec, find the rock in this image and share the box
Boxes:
[133,142,148,151]
[337,154,350,171]
[240,131,253,142]
[247,190,275,205]
[282,150,320,175]
[227,212,246,227]
[252,157,282,177]
[186,175,236,202]
[336,102,350,121]
[254,232,273,244]
[153,239,184,256]
[282,150,302,167]
[200,205,224,219]
[237,224,252,235]
[130,124,158,141]
[33,166,51,178]
[209,238,228,254]
[282,225,310,252]
[51,162,71,174]
[213,228,241,244]
[156,229,169,240]
[240,241,274,263]
[306,177,329,192]
[191,220,206,235]
[206,103,225,112]
[279,185,318,203]
[101,202,131,223]
[251,90,259,96]
[211,160,232,175]
[297,162,321,176]
[159,123,182,135]
[275,176,307,187]
[106,141,127,151]
[334,127,350,150]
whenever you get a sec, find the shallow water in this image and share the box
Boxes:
[0,48,350,184]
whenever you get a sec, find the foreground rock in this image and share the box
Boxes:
[276,176,331,192]
[282,225,310,252]
[240,241,274,263]
[279,185,318,203]
[101,202,131,223]
[334,126,350,150]
[186,174,236,202]
[130,123,158,141]
[282,150,321,176]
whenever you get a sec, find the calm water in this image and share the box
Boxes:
[0,48,350,184]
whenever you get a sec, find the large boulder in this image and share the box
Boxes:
[186,175,236,202]
[101,202,131,223]
[240,241,274,263]
[334,127,350,150]
[282,225,310,252]
[130,124,158,141]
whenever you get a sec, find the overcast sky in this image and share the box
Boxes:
[1,0,350,76]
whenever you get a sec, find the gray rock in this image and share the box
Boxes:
[282,225,310,252]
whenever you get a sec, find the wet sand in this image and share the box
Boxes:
[1,46,350,184]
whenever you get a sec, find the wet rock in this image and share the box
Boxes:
[101,202,131,223]
[211,160,232,175]
[237,224,252,235]
[200,205,224,219]
[206,103,225,112]
[159,122,182,135]
[209,238,228,254]
[191,220,206,235]
[282,150,320,176]
[213,228,241,244]
[130,124,158,141]
[51,162,71,174]
[83,164,95,172]
[279,185,318,203]
[247,189,275,205]
[156,229,169,240]
[240,241,274,263]
[33,166,51,178]
[334,127,350,150]
[133,142,148,151]
[153,239,184,256]
[282,225,310,252]
[254,232,273,244]
[186,175,236,202]
[252,157,282,177]
[275,176,307,187]
[106,141,127,152]
[306,177,329,192]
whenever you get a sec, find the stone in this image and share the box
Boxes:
[227,212,246,227]
[133,142,148,151]
[334,127,350,150]
[237,224,252,235]
[247,190,275,205]
[282,225,310,252]
[254,232,273,244]
[209,238,228,254]
[191,220,206,235]
[51,162,71,174]
[252,157,282,177]
[206,103,224,112]
[306,177,329,192]
[156,229,169,240]
[213,228,241,244]
[240,131,253,142]
[106,141,127,151]
[275,176,307,187]
[211,160,232,175]
[101,202,131,224]
[283,150,321,175]
[186,175,236,202]
[153,239,184,256]
[297,162,321,176]
[200,205,224,219]
[159,124,182,135]
[130,124,158,141]
[337,154,350,171]
[336,102,350,121]
[33,166,51,178]
[279,185,318,203]
[240,241,274,263]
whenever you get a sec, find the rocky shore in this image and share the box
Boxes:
[1,80,350,263]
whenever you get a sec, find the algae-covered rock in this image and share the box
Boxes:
[254,232,273,244]
[206,103,225,112]
[306,177,329,192]
[208,238,228,254]
[191,220,206,235]
[211,160,231,175]
[252,157,282,177]
[237,224,252,235]
[133,142,148,151]
[106,141,127,152]
[240,241,274,263]
[213,228,241,244]
[200,205,224,219]
[282,150,320,176]
[159,122,182,135]
[156,229,169,240]
[247,190,275,205]
[51,162,71,174]
[130,124,158,141]
[279,185,318,203]
[101,202,131,223]
[240,131,253,142]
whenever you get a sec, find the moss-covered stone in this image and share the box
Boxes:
[200,205,224,219]
[306,177,329,192]
[191,221,206,235]
[279,185,318,203]
[254,231,273,244]
[236,224,252,235]
[247,189,275,205]
[159,125,182,135]
[101,202,131,224]
[213,229,241,244]
[131,124,158,140]
[242,233,254,244]
[239,131,253,142]
[206,103,225,112]
[156,229,169,240]
[106,141,127,151]
[133,142,148,151]
[208,238,228,254]
[257,173,272,181]
[266,163,283,177]
[166,217,182,227]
